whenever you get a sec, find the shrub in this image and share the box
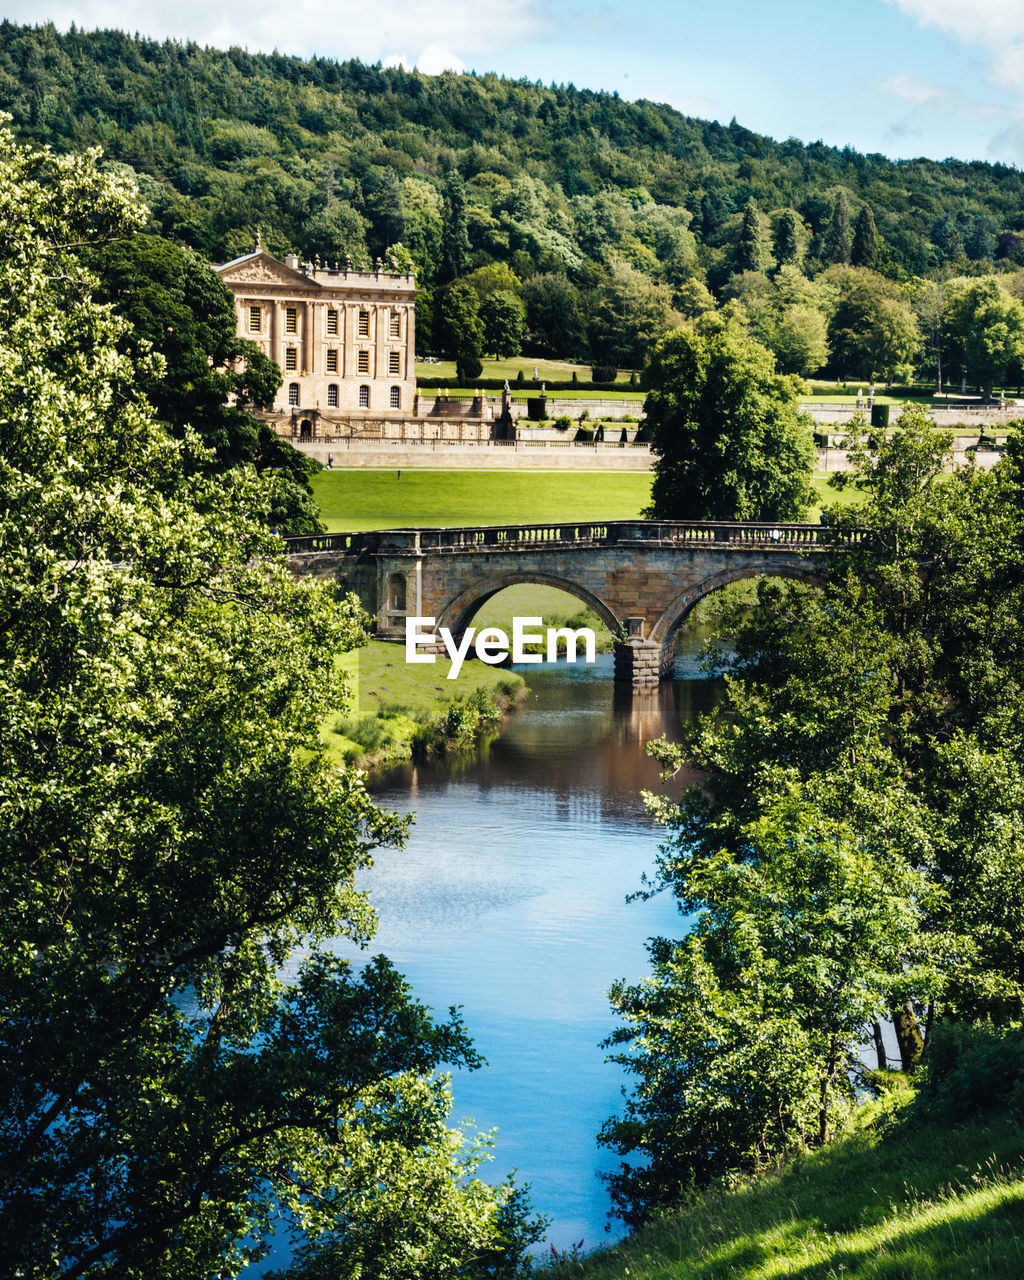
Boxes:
[456,353,483,381]
[591,363,617,383]
[915,1022,1024,1123]
[516,369,525,384]
[553,415,572,432]
[574,426,595,442]
[870,403,890,430]
[578,408,589,422]
[629,370,639,388]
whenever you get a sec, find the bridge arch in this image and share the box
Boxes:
[435,571,622,638]
[650,563,825,647]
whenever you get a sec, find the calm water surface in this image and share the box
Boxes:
[323,643,715,1253]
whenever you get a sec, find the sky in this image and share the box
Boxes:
[6,0,1024,167]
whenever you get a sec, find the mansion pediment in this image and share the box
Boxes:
[217,251,315,289]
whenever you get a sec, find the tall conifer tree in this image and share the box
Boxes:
[851,205,880,268]
[737,197,768,273]
[440,168,470,284]
[823,189,852,264]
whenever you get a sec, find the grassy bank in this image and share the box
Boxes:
[537,1079,1024,1280]
[310,469,653,533]
[321,639,527,770]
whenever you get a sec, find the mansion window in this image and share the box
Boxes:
[248,305,261,332]
[388,351,401,376]
[327,384,339,407]
[389,311,401,337]
[357,350,370,374]
[326,349,338,374]
[357,310,370,337]
[284,348,298,371]
[288,383,300,406]
[390,386,401,409]
[285,307,297,334]
[359,385,370,408]
[326,309,338,335]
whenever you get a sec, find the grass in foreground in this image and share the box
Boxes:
[538,1080,1024,1280]
[310,469,653,532]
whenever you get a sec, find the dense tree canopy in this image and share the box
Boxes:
[9,23,1024,380]
[643,311,816,521]
[0,123,539,1279]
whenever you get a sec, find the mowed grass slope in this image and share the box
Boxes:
[310,469,653,532]
[537,1082,1024,1280]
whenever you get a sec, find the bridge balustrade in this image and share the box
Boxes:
[283,521,866,556]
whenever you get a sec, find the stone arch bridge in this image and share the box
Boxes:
[285,520,864,685]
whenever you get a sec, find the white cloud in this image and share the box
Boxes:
[879,71,942,105]
[883,0,1024,48]
[4,0,547,64]
[882,0,1024,160]
[415,43,467,75]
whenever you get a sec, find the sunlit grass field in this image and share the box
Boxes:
[310,469,654,532]
[310,469,861,534]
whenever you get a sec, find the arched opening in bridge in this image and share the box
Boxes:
[657,567,824,675]
[444,577,620,662]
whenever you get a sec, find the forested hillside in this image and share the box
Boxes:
[7,22,1024,380]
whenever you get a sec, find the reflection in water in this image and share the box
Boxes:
[315,641,718,1254]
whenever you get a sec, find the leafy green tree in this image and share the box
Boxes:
[301,201,371,266]
[440,167,470,284]
[480,290,526,357]
[588,259,677,369]
[826,267,920,383]
[0,122,538,1280]
[736,196,768,273]
[822,189,852,265]
[401,176,443,285]
[436,280,484,365]
[601,791,926,1226]
[86,234,322,534]
[522,272,585,357]
[945,277,1024,396]
[851,204,880,268]
[966,214,998,262]
[643,311,816,520]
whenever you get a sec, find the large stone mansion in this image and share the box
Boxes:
[216,242,417,435]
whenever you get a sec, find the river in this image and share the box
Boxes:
[321,637,716,1256]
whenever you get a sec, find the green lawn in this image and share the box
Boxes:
[310,469,653,532]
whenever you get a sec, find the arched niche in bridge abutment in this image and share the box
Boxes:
[434,573,621,641]
[649,564,826,651]
[384,572,408,629]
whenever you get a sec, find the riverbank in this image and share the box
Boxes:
[536,1077,1024,1280]
[320,639,528,770]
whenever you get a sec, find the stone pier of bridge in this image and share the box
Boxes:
[285,520,853,686]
